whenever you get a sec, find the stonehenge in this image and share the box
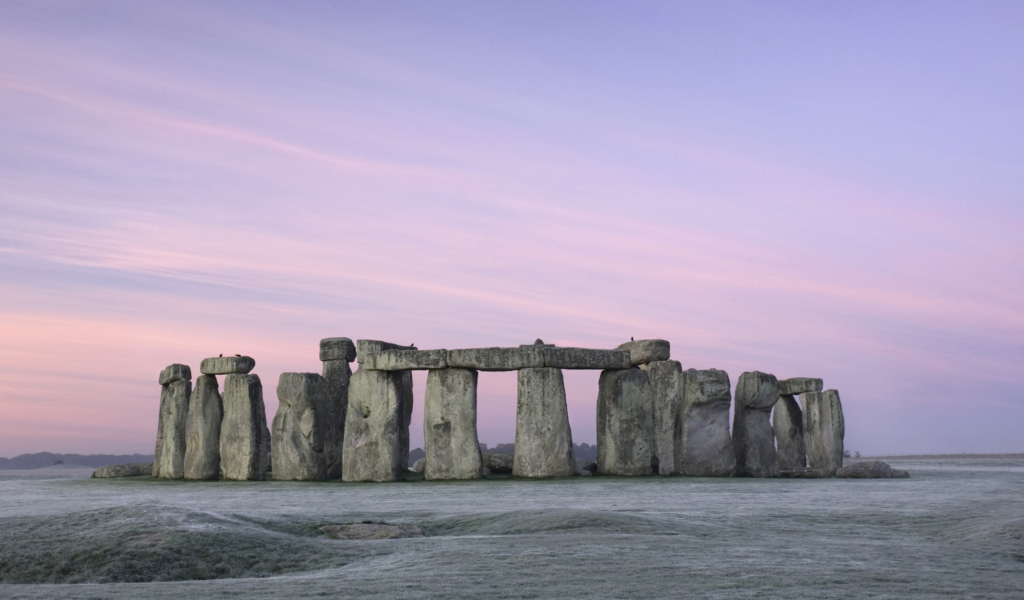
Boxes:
[153,337,850,482]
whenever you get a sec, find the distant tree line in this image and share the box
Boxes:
[0,453,154,470]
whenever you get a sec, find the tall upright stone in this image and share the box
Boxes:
[679,368,735,476]
[342,369,405,482]
[801,389,845,474]
[398,370,414,470]
[773,395,806,471]
[597,368,656,476]
[272,373,327,481]
[733,371,780,477]
[321,337,356,480]
[220,373,270,481]
[641,360,683,475]
[183,374,222,480]
[154,364,191,479]
[423,368,482,480]
[514,367,576,478]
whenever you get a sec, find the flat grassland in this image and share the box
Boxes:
[1,456,1022,599]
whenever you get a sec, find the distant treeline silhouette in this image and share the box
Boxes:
[0,453,154,470]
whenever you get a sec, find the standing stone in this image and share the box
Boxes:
[220,374,270,481]
[597,368,656,476]
[679,369,735,476]
[801,389,845,474]
[322,359,351,479]
[641,360,683,475]
[773,395,806,471]
[272,373,327,481]
[342,369,405,482]
[398,370,414,470]
[183,374,222,480]
[513,367,576,478]
[154,365,191,479]
[733,371,780,477]
[423,368,482,480]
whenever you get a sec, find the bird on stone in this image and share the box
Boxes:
[235,354,241,357]
[631,337,634,341]
[219,353,223,357]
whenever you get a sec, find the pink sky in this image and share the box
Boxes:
[1,2,1022,456]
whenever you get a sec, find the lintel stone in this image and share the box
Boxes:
[543,347,630,370]
[617,339,670,365]
[320,337,357,362]
[778,377,823,396]
[356,340,416,363]
[362,349,448,371]
[200,356,255,375]
[447,347,545,371]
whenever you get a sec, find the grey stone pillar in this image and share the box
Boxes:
[398,370,414,471]
[513,367,576,478]
[220,373,270,480]
[733,371,780,477]
[800,389,845,474]
[679,368,735,476]
[184,374,222,480]
[640,360,683,475]
[320,337,356,480]
[154,364,192,479]
[597,368,655,476]
[342,368,405,482]
[272,373,328,481]
[423,368,482,480]
[773,395,806,471]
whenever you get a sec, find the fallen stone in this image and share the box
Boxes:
[576,460,598,476]
[322,359,351,480]
[356,340,416,363]
[801,389,845,475]
[678,369,735,476]
[773,395,806,471]
[836,461,909,479]
[423,368,482,480]
[220,374,270,481]
[342,369,405,482]
[362,349,448,371]
[154,375,191,479]
[641,360,683,475]
[778,377,823,396]
[482,452,514,474]
[617,339,671,365]
[158,364,191,385]
[597,368,656,476]
[319,523,424,540]
[543,347,630,370]
[514,367,576,478]
[320,337,357,362]
[411,457,425,473]
[272,373,327,481]
[733,371,780,477]
[447,347,545,371]
[200,356,256,375]
[184,374,222,480]
[92,463,152,478]
[779,468,831,478]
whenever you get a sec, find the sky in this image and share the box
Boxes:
[0,1,1022,457]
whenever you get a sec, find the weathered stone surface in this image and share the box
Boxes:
[423,368,482,480]
[158,364,191,385]
[398,370,414,473]
[342,369,405,482]
[679,369,735,476]
[363,349,448,371]
[836,461,909,479]
[200,356,256,375]
[183,374,222,480]
[617,339,671,365]
[733,371,780,477]
[356,340,416,363]
[272,373,327,481]
[447,347,545,371]
[411,458,425,473]
[320,337,356,362]
[220,374,270,481]
[773,394,806,471]
[153,378,191,479]
[597,368,655,476]
[93,463,152,478]
[320,523,424,540]
[482,452,514,474]
[779,467,831,478]
[778,377,823,396]
[543,347,630,370]
[801,389,845,475]
[514,368,576,478]
[641,360,683,475]
[576,460,598,476]
[322,359,351,480]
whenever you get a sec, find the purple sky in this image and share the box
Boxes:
[1,1,1021,457]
